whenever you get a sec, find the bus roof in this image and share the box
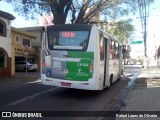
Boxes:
[46,24,93,31]
[99,29,122,45]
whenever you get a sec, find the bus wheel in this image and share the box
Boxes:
[110,74,113,86]
[121,69,124,75]
[118,69,123,81]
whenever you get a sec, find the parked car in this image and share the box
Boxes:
[15,61,38,72]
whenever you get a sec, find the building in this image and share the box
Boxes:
[19,26,43,71]
[0,10,15,76]
[11,27,37,74]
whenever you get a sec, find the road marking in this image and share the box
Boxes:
[8,98,27,106]
[7,87,59,106]
[27,79,41,84]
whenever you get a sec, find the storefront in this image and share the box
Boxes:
[0,48,11,76]
[0,10,15,77]
[11,27,37,74]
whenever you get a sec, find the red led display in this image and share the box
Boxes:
[61,32,75,38]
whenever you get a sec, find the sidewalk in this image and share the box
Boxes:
[0,72,40,85]
[116,67,160,119]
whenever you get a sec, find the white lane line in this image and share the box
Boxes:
[27,79,42,84]
[7,87,59,106]
[46,87,59,92]
[8,98,27,106]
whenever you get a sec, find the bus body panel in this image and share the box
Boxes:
[41,24,122,90]
[42,51,94,81]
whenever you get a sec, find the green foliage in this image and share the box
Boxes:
[2,0,138,24]
[2,0,154,25]
[102,19,134,43]
[4,0,50,19]
[3,0,72,23]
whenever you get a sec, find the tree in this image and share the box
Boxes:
[99,19,134,60]
[104,19,134,42]
[3,0,74,24]
[3,0,138,24]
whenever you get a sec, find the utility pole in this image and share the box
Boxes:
[137,0,149,69]
[144,0,147,68]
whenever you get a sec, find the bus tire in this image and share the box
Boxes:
[121,69,123,75]
[118,76,121,81]
[118,69,123,81]
[110,74,113,86]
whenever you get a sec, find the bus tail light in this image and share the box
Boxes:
[46,79,52,82]
[90,63,93,72]
[42,60,46,67]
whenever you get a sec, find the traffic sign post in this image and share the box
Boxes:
[24,45,29,77]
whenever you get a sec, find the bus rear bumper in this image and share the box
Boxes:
[41,74,101,90]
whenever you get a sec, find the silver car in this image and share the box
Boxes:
[15,61,38,72]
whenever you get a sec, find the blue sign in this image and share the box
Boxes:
[46,69,51,77]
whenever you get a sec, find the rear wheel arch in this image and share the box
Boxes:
[121,69,124,75]
[110,74,113,86]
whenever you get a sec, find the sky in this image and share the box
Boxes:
[0,1,38,28]
[0,1,159,29]
[0,0,160,59]
[129,0,160,59]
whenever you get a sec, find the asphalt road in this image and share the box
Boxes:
[0,66,141,120]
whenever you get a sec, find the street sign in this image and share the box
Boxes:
[131,41,143,44]
[23,45,29,77]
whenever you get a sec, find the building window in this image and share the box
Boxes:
[99,33,104,61]
[15,35,20,44]
[109,41,115,60]
[0,19,6,37]
[23,38,30,47]
[115,42,120,59]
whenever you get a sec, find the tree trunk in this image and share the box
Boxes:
[53,13,66,24]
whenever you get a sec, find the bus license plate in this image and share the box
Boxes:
[61,82,72,87]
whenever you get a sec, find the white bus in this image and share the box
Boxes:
[41,24,123,90]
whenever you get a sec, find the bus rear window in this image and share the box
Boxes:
[48,31,89,50]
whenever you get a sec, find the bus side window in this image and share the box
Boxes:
[115,42,119,59]
[109,41,112,59]
[109,41,115,59]
[100,38,104,60]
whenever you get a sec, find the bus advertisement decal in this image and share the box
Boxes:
[66,51,94,81]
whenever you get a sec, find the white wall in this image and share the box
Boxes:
[0,17,11,57]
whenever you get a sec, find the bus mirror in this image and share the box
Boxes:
[45,55,52,68]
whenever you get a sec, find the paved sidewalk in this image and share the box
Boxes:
[116,67,160,120]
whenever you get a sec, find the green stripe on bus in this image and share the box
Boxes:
[66,51,94,81]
